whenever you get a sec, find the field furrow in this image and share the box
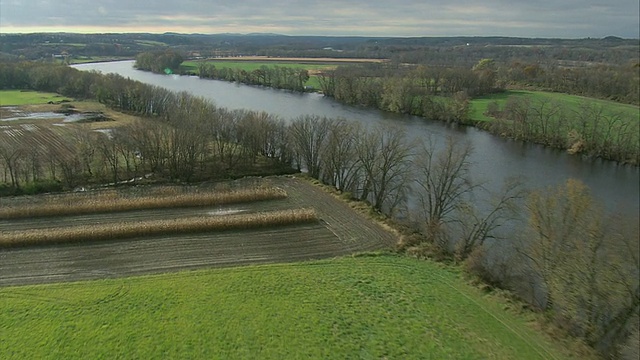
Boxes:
[0,177,396,286]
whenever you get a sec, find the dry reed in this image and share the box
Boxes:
[0,187,287,219]
[0,208,317,247]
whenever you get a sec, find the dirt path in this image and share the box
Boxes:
[0,177,396,286]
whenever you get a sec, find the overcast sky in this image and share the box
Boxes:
[1,0,638,38]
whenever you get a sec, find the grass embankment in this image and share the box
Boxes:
[0,208,317,247]
[468,89,640,163]
[0,187,287,219]
[0,90,72,106]
[469,90,640,122]
[0,255,583,359]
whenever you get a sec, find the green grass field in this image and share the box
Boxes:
[469,90,640,122]
[0,254,582,359]
[0,90,72,106]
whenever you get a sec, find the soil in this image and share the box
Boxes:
[0,177,396,287]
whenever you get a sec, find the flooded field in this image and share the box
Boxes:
[0,106,112,123]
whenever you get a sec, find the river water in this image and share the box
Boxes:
[74,61,639,217]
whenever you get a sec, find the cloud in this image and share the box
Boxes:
[1,0,638,38]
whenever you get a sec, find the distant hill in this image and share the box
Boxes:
[0,33,637,66]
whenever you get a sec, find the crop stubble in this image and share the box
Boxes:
[0,177,395,286]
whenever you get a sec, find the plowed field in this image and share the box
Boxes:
[0,177,396,286]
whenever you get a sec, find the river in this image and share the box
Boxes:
[74,60,639,217]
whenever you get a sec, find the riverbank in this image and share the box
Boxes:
[169,58,640,164]
[469,89,639,165]
[73,60,639,217]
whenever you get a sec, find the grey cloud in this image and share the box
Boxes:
[1,0,638,37]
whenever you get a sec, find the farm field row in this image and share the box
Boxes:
[0,255,582,359]
[0,199,287,231]
[0,176,396,286]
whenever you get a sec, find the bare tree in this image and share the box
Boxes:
[0,138,24,188]
[356,124,413,214]
[413,137,476,249]
[519,179,639,355]
[288,115,333,179]
[455,178,526,259]
[210,109,244,170]
[322,119,362,192]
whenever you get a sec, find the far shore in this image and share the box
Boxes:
[200,55,388,63]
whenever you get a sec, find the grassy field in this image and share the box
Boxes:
[468,89,639,163]
[0,90,72,106]
[469,90,640,122]
[0,254,584,359]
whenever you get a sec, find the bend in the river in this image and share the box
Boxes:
[74,61,639,217]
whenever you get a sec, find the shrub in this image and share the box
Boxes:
[21,180,64,195]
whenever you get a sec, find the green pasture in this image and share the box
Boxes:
[469,90,640,122]
[1,254,580,359]
[305,76,322,90]
[0,90,72,106]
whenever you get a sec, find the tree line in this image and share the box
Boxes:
[196,63,310,92]
[0,60,637,358]
[482,96,639,165]
[134,51,311,92]
[501,61,639,106]
[313,60,638,164]
[316,61,498,125]
[134,50,184,74]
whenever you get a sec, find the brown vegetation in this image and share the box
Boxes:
[0,187,287,219]
[0,208,317,247]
